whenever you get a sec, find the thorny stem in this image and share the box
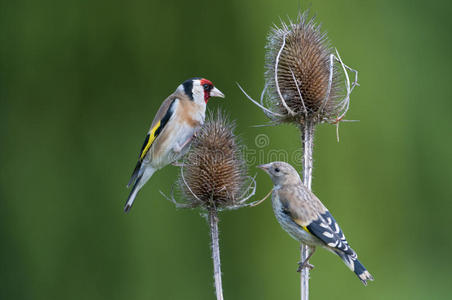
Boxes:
[209,207,224,300]
[300,120,315,300]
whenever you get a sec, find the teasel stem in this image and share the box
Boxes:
[208,206,224,300]
[300,120,315,300]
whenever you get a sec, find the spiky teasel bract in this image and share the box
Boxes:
[263,12,357,125]
[175,110,255,210]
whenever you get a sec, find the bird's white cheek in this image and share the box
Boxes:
[192,87,205,104]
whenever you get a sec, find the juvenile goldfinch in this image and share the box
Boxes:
[258,161,374,285]
[125,78,225,213]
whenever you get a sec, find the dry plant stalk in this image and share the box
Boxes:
[239,11,359,300]
[163,110,257,300]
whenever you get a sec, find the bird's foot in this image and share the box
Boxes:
[180,136,193,149]
[171,161,184,167]
[297,260,314,272]
[173,136,193,154]
[173,143,182,153]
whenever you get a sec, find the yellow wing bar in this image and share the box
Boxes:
[292,217,311,233]
[140,120,161,160]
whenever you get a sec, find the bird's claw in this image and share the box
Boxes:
[173,144,182,153]
[172,161,184,167]
[297,260,314,272]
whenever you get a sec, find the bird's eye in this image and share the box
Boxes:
[203,84,210,90]
[274,167,280,173]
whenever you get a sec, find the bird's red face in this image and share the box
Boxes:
[200,78,224,103]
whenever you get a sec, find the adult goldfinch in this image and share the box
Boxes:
[125,78,225,213]
[258,161,374,285]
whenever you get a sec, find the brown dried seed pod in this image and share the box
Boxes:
[265,12,344,124]
[178,110,247,209]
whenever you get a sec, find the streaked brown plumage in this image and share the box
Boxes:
[276,183,327,227]
[258,161,374,285]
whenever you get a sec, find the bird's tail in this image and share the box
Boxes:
[124,167,155,213]
[335,250,374,286]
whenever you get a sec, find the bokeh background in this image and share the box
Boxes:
[1,0,452,299]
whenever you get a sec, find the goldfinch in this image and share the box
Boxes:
[125,78,225,213]
[258,161,374,285]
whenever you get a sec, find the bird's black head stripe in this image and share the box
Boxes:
[182,77,201,100]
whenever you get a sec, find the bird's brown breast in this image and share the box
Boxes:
[178,99,204,127]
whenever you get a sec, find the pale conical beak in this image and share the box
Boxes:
[210,87,225,98]
[257,163,271,171]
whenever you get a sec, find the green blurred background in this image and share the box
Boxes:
[1,0,452,299]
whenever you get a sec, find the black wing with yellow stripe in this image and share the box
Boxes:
[127,99,176,188]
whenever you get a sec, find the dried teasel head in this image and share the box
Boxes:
[262,12,358,125]
[173,110,256,210]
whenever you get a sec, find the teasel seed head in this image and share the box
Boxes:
[264,12,356,125]
[176,110,255,210]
